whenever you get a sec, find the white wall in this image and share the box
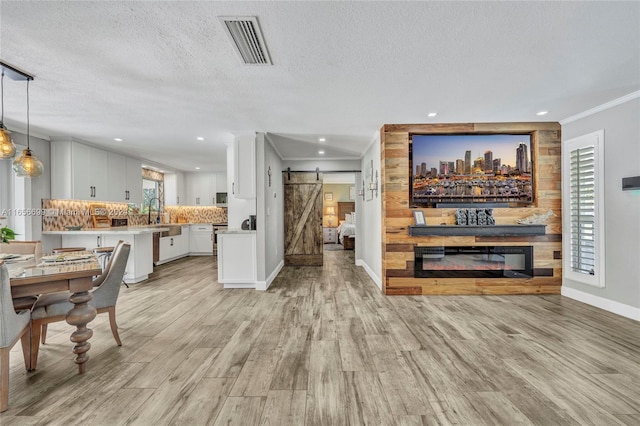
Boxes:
[256,133,284,289]
[357,136,382,289]
[561,95,640,320]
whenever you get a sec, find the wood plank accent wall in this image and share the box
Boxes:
[381,122,562,296]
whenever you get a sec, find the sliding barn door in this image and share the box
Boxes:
[283,172,323,266]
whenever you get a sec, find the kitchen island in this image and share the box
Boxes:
[43,226,168,283]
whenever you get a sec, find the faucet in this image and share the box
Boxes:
[147,197,162,224]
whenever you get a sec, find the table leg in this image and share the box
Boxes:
[65,290,97,374]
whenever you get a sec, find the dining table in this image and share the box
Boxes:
[6,252,103,374]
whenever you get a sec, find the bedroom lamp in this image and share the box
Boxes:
[326,206,336,227]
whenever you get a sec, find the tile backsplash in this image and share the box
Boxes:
[164,206,227,224]
[42,199,227,230]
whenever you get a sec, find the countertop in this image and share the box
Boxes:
[43,223,228,235]
[43,226,170,235]
[217,229,256,234]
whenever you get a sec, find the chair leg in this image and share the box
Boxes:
[1,347,9,412]
[20,327,31,371]
[41,324,48,345]
[30,322,42,371]
[108,307,122,346]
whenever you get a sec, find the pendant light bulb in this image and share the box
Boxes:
[13,148,43,177]
[11,77,43,177]
[0,71,17,159]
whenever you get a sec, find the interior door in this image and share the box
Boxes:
[283,171,323,266]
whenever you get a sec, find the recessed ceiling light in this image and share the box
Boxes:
[114,138,123,142]
[427,112,438,117]
[318,138,326,142]
[536,111,548,116]
[318,150,325,155]
[196,137,204,141]
[195,167,201,170]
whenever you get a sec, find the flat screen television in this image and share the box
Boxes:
[410,133,534,207]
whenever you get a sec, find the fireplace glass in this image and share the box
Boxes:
[414,246,533,278]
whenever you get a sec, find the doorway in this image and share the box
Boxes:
[283,171,323,266]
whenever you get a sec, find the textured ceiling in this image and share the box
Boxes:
[1,1,638,172]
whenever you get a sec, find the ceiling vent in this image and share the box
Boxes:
[220,16,272,65]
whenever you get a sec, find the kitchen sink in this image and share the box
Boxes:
[144,224,182,237]
[159,225,181,237]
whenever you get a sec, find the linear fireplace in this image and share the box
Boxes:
[414,246,533,278]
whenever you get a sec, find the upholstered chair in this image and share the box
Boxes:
[0,240,43,261]
[0,240,43,311]
[29,242,131,370]
[0,262,31,412]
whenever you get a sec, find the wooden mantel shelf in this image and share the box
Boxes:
[408,224,546,237]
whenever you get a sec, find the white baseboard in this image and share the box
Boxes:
[561,286,640,321]
[256,260,284,291]
[223,283,255,289]
[356,259,382,290]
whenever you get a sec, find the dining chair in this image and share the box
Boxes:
[91,243,129,288]
[0,262,31,412]
[29,242,131,370]
[0,240,43,260]
[1,240,43,311]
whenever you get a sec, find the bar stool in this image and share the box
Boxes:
[93,246,115,271]
[92,245,129,288]
[51,247,86,254]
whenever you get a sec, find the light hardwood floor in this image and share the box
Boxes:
[3,251,640,425]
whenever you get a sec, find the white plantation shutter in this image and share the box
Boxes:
[563,130,605,287]
[569,146,596,275]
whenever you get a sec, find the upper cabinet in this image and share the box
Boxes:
[233,137,256,199]
[164,172,185,205]
[51,140,141,203]
[51,141,108,200]
[107,152,142,204]
[183,172,227,206]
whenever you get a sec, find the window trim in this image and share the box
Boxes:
[562,130,606,288]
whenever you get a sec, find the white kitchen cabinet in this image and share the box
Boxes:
[180,225,190,254]
[52,140,108,200]
[189,224,213,254]
[125,157,142,204]
[52,140,140,203]
[164,172,185,205]
[106,153,141,203]
[232,137,256,199]
[107,152,126,202]
[217,231,256,287]
[215,172,227,192]
[185,173,217,206]
[158,226,190,264]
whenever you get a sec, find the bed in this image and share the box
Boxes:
[336,202,356,250]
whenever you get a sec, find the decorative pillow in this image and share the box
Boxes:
[350,212,356,225]
[345,213,351,223]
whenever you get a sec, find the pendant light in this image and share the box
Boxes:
[13,78,43,177]
[0,70,17,159]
